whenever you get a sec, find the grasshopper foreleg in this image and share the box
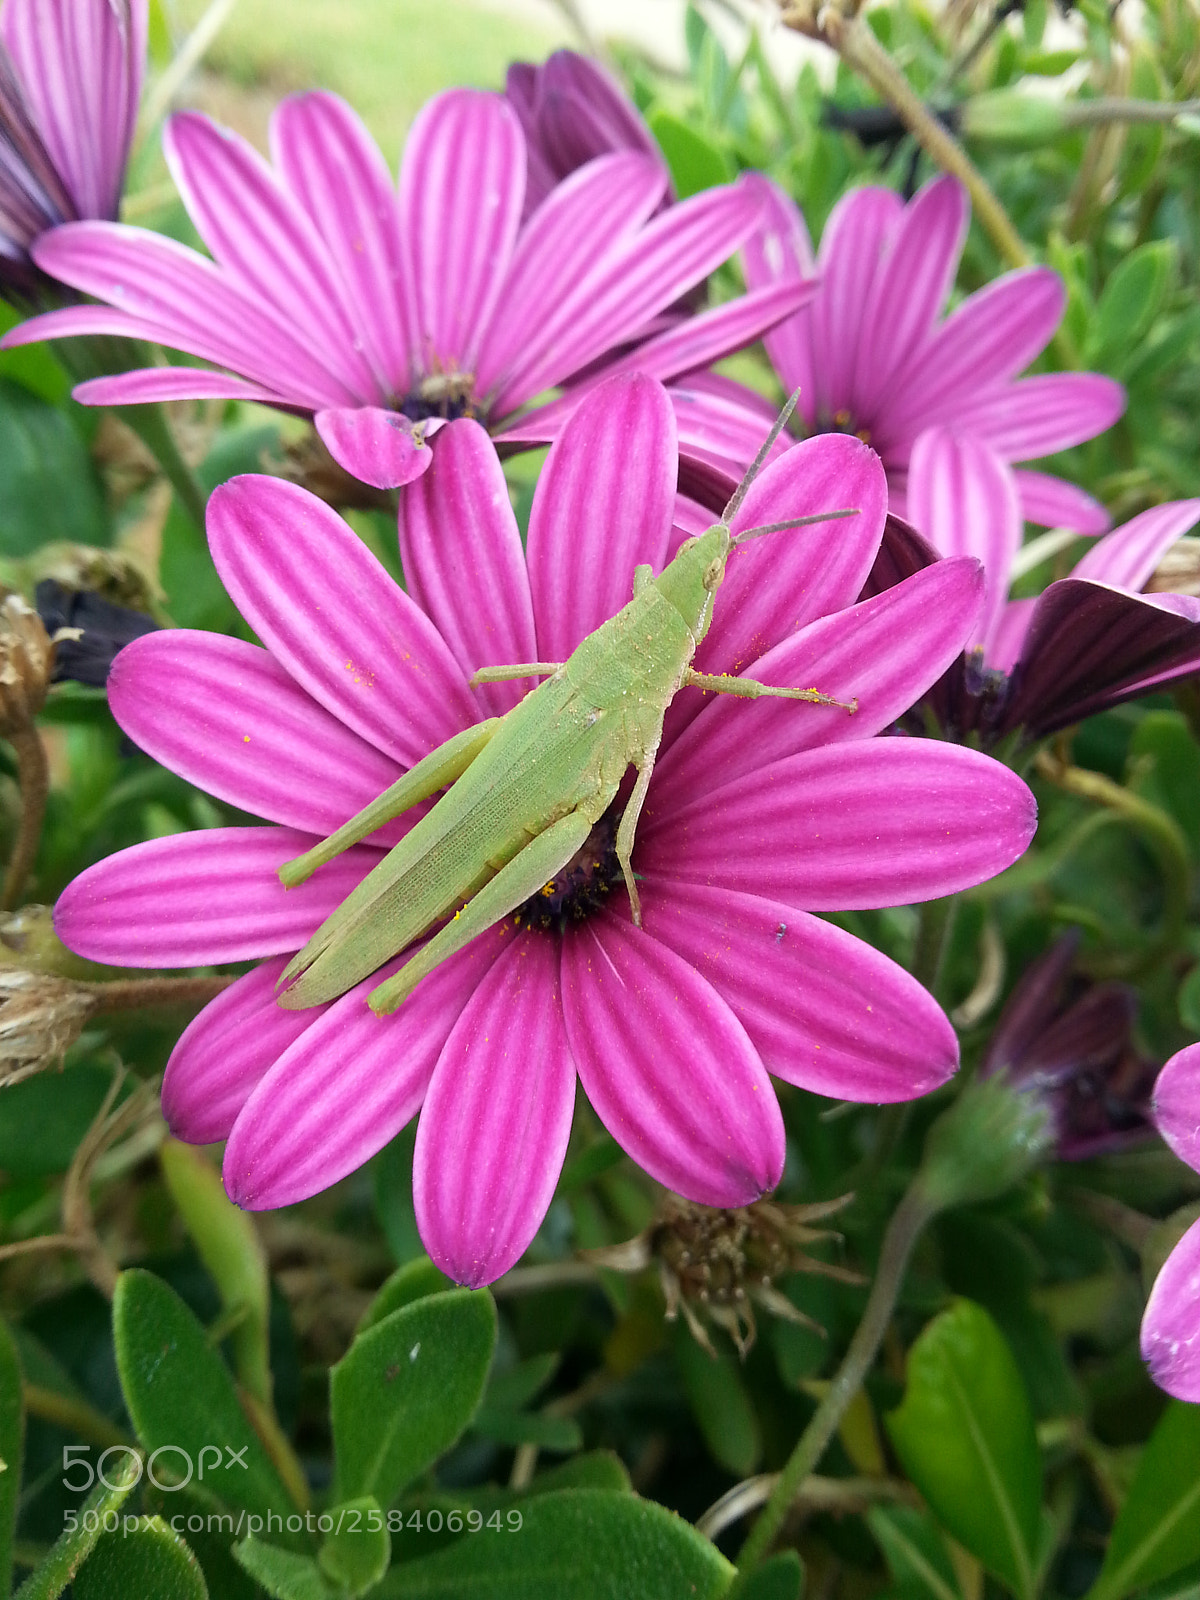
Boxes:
[615,742,661,928]
[683,669,857,713]
[367,808,595,1013]
[278,718,502,888]
[469,662,562,686]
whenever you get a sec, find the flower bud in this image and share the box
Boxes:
[917,1076,1055,1213]
[0,968,92,1085]
[0,594,53,734]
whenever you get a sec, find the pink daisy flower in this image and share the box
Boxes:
[0,0,146,300]
[652,172,1125,533]
[1141,1044,1200,1401]
[1,86,809,492]
[905,428,1200,742]
[54,375,1035,1286]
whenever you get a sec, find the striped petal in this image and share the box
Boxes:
[1012,468,1112,535]
[808,186,904,422]
[951,372,1126,461]
[1071,500,1200,592]
[739,173,817,422]
[314,406,434,490]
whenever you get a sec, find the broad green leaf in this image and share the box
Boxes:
[1092,243,1176,362]
[1085,1402,1200,1600]
[113,1269,292,1519]
[0,1063,113,1177]
[233,1538,332,1600]
[676,1327,761,1477]
[319,1497,391,1595]
[0,1318,22,1597]
[14,1453,140,1600]
[73,1517,209,1600]
[1129,712,1200,854]
[360,1259,451,1333]
[376,1488,732,1599]
[867,1506,962,1600]
[332,1289,495,1506]
[0,378,109,554]
[647,111,732,198]
[886,1300,1041,1600]
[733,1551,805,1600]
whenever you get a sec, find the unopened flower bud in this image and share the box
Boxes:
[0,968,93,1085]
[917,1076,1054,1213]
[0,594,53,734]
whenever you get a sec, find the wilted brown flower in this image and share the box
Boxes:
[586,1192,861,1357]
[0,594,54,734]
[0,967,92,1086]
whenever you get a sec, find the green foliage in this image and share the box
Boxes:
[72,1517,209,1600]
[15,1454,141,1600]
[1086,1402,1200,1600]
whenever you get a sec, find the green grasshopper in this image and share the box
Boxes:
[276,394,858,1016]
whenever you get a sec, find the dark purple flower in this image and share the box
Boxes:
[0,0,145,300]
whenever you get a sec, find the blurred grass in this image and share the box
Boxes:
[165,0,572,159]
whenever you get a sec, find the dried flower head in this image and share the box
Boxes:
[0,967,91,1084]
[0,592,53,732]
[587,1192,861,1357]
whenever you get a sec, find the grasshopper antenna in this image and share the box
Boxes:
[721,387,801,525]
[734,508,859,544]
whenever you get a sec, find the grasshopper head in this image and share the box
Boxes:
[654,522,732,643]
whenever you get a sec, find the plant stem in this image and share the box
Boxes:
[23,1384,134,1451]
[736,1183,937,1573]
[3,725,48,909]
[912,895,957,998]
[83,974,234,1013]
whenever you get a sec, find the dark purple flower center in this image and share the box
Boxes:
[825,408,872,447]
[398,369,478,425]
[513,810,625,933]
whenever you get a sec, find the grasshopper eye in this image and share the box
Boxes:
[703,558,724,591]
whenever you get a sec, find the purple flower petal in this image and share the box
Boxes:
[162,957,322,1143]
[414,932,576,1286]
[643,878,958,1101]
[991,597,1038,675]
[314,407,434,490]
[73,365,289,406]
[809,186,904,423]
[399,88,525,374]
[951,372,1126,460]
[1012,468,1111,535]
[272,90,411,398]
[164,110,380,400]
[108,631,412,839]
[474,150,667,404]
[2,0,146,221]
[1141,1217,1200,1402]
[1071,500,1200,591]
[854,175,967,421]
[223,931,506,1211]
[29,222,351,407]
[54,828,379,966]
[653,557,984,806]
[739,173,816,421]
[666,371,783,484]
[908,428,1022,656]
[639,741,1037,909]
[397,418,539,716]
[562,912,785,1206]
[1151,1044,1200,1174]
[207,475,477,765]
[527,373,676,658]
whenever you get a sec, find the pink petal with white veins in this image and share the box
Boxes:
[224,931,507,1211]
[562,912,785,1206]
[527,374,676,659]
[1141,1217,1200,1402]
[1012,468,1111,535]
[400,89,525,374]
[1071,500,1200,592]
[643,879,958,1101]
[739,173,817,422]
[315,407,434,490]
[808,185,904,422]
[640,741,1036,910]
[55,828,379,966]
[108,631,410,841]
[207,475,477,766]
[1151,1043,1200,1174]
[162,957,322,1144]
[398,418,539,716]
[73,366,289,407]
[951,372,1126,460]
[415,932,576,1286]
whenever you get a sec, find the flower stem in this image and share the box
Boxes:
[735,1183,937,1574]
[3,725,48,910]
[83,974,234,1013]
[779,1,1029,270]
[912,895,957,998]
[23,1383,134,1451]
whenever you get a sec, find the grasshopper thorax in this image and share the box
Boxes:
[653,522,733,644]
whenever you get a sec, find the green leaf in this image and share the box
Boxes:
[14,1452,140,1600]
[360,1259,451,1333]
[886,1300,1041,1600]
[332,1289,495,1506]
[73,1517,209,1600]
[866,1506,962,1600]
[376,1488,732,1599]
[0,378,109,554]
[647,110,732,198]
[112,1269,293,1519]
[233,1538,333,1600]
[319,1497,391,1596]
[733,1550,804,1600]
[0,1317,23,1598]
[1085,1401,1200,1600]
[1129,712,1200,853]
[0,1064,114,1177]
[1092,242,1176,362]
[675,1325,762,1477]
[472,1409,583,1453]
